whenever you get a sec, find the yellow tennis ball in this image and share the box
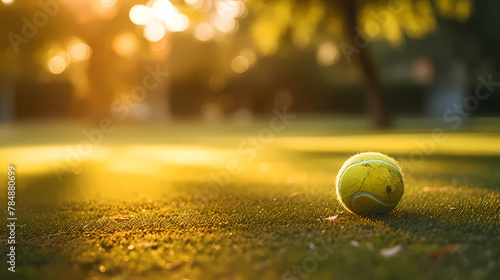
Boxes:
[335,152,405,216]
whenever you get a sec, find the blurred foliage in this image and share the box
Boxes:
[246,0,472,55]
[0,0,474,76]
[0,0,479,123]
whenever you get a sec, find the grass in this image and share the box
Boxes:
[1,118,500,280]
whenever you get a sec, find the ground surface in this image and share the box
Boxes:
[1,118,499,280]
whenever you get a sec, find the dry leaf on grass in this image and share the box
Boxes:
[350,240,360,247]
[428,244,457,259]
[288,192,301,198]
[324,215,339,221]
[380,245,403,257]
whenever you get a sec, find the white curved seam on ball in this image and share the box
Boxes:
[340,159,400,181]
[350,192,398,206]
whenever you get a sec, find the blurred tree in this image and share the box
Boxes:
[244,0,473,127]
[0,0,474,126]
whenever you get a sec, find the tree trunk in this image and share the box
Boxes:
[0,82,15,123]
[86,36,115,124]
[344,1,391,128]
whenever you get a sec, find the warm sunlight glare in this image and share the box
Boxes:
[153,0,176,21]
[127,145,234,167]
[216,1,245,19]
[185,0,211,13]
[164,13,190,32]
[129,5,155,25]
[144,21,166,42]
[213,16,236,33]
[68,40,92,61]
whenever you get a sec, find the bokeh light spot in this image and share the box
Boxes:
[112,33,139,57]
[231,56,249,74]
[316,42,339,67]
[68,41,92,61]
[164,13,190,32]
[144,21,166,42]
[239,48,256,65]
[153,0,176,21]
[186,0,211,12]
[216,1,245,19]
[56,50,72,65]
[411,56,435,83]
[47,56,67,74]
[194,23,215,41]
[213,15,236,33]
[129,5,154,25]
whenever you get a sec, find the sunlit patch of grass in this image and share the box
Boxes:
[277,133,500,156]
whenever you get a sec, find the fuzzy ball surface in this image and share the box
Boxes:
[335,152,405,216]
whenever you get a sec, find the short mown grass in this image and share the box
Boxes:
[1,119,500,280]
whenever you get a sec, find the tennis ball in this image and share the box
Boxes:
[335,152,405,216]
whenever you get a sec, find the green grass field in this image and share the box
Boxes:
[1,118,500,280]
